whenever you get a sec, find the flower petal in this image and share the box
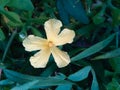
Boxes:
[54,28,75,46]
[51,46,70,68]
[30,49,51,68]
[23,35,48,51]
[44,19,62,41]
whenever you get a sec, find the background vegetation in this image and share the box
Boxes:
[0,0,120,90]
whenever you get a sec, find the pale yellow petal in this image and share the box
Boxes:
[30,49,51,68]
[54,28,75,46]
[44,19,62,41]
[23,35,48,51]
[51,46,70,68]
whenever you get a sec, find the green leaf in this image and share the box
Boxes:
[0,7,22,25]
[56,0,69,25]
[91,69,99,90]
[40,63,57,77]
[11,80,39,90]
[54,73,66,80]
[71,34,115,62]
[109,57,120,73]
[57,0,89,24]
[0,0,9,7]
[92,4,106,24]
[111,7,120,26]
[107,79,120,90]
[0,79,14,85]
[85,0,93,14]
[6,0,34,11]
[0,28,5,41]
[68,66,91,81]
[3,69,73,86]
[0,62,6,69]
[56,85,72,90]
[31,27,43,37]
[76,23,95,37]
[93,14,105,24]
[91,61,104,80]
[93,48,120,60]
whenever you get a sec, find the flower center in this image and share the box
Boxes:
[48,41,54,47]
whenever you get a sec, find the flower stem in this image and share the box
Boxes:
[1,29,17,62]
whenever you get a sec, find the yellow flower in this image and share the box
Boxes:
[22,19,75,68]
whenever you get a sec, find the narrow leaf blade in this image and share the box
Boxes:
[56,0,69,25]
[4,69,73,86]
[71,34,115,62]
[0,28,5,41]
[56,85,72,90]
[62,0,89,24]
[6,0,34,11]
[68,66,91,81]
[93,48,120,60]
[11,80,39,90]
[91,69,99,90]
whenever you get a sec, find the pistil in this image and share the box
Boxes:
[48,41,54,47]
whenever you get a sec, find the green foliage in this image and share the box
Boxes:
[0,6,22,26]
[71,34,115,62]
[4,69,73,89]
[109,57,120,73]
[6,0,34,11]
[68,66,91,81]
[0,28,5,41]
[93,48,120,60]
[91,69,99,90]
[107,79,120,90]
[111,7,120,26]
[56,85,72,90]
[57,0,89,25]
[0,0,120,89]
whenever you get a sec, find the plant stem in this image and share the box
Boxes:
[1,29,17,62]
